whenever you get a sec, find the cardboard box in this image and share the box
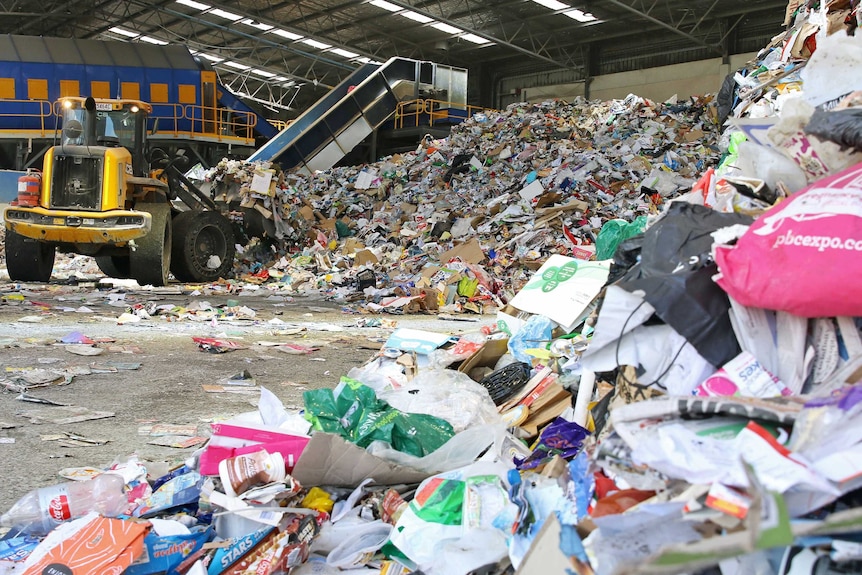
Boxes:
[24,516,149,575]
[509,255,610,332]
[519,389,574,437]
[384,327,451,355]
[458,337,510,381]
[354,249,378,266]
[439,238,485,265]
[291,432,430,487]
[515,514,573,575]
[342,238,365,253]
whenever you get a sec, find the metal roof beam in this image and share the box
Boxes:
[364,0,578,70]
[603,0,724,55]
[121,0,354,82]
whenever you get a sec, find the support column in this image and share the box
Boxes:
[370,128,378,164]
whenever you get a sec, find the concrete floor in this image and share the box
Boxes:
[0,278,494,513]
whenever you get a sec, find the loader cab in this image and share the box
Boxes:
[59,96,151,177]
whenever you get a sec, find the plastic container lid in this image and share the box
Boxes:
[267,451,286,483]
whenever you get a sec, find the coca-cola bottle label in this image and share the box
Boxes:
[37,485,71,523]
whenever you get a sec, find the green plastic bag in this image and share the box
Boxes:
[717,130,748,175]
[303,377,455,458]
[335,219,353,238]
[595,216,647,260]
[457,276,479,297]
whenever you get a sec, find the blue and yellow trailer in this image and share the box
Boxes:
[0,34,278,175]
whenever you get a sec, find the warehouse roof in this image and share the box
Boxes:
[0,0,787,115]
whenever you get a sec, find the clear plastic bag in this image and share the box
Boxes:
[507,314,554,365]
[367,423,505,474]
[346,357,409,393]
[376,369,501,433]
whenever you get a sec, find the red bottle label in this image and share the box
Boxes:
[38,485,72,524]
[47,494,71,521]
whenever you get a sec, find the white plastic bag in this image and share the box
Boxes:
[376,369,501,433]
[388,461,515,574]
[367,424,505,473]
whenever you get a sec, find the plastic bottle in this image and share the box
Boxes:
[218,449,286,497]
[0,474,127,536]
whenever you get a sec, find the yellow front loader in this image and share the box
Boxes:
[4,96,235,286]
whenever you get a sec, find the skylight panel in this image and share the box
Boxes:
[269,28,303,40]
[199,53,224,62]
[300,38,332,49]
[370,0,401,11]
[431,22,462,34]
[241,19,274,31]
[460,33,490,44]
[330,48,359,58]
[109,27,139,37]
[400,11,433,23]
[252,69,277,77]
[209,8,242,21]
[533,0,569,10]
[175,0,210,10]
[563,9,596,21]
[223,61,251,70]
[139,36,168,45]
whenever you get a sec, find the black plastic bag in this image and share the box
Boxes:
[805,107,862,152]
[716,71,741,126]
[633,202,751,277]
[607,233,644,284]
[443,153,473,183]
[617,202,753,367]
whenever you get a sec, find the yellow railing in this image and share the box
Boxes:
[149,103,186,135]
[395,99,495,130]
[270,119,293,131]
[0,99,56,137]
[180,104,258,142]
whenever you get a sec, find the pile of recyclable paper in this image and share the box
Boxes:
[201,93,722,315]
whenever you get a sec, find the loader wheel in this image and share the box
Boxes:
[94,256,131,279]
[170,210,235,283]
[130,203,172,286]
[4,229,55,283]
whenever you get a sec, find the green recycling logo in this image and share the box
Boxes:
[524,260,579,293]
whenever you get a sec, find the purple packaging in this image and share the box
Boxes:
[514,417,590,471]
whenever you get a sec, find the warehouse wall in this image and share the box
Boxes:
[503,53,756,107]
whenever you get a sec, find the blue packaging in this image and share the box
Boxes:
[125,525,213,575]
[134,471,204,518]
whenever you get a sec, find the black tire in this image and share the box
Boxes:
[4,229,55,282]
[94,255,131,279]
[170,210,235,282]
[130,203,172,286]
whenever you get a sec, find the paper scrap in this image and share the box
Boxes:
[147,435,208,449]
[18,406,116,425]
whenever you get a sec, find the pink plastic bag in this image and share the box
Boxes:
[715,162,862,317]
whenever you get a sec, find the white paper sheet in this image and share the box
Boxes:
[509,255,610,332]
